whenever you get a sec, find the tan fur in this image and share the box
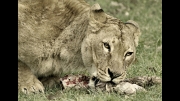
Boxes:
[18,0,141,94]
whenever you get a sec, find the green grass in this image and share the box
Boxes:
[18,0,162,100]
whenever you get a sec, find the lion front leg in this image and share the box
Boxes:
[18,60,44,94]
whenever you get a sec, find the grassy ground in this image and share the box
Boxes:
[18,0,162,100]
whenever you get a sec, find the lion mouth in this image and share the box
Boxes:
[93,72,126,86]
[92,76,116,87]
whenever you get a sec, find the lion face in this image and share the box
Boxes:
[93,26,135,84]
[81,4,141,85]
[82,24,140,84]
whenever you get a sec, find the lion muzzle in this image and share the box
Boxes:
[108,68,122,79]
[107,68,126,84]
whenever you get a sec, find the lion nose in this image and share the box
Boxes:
[108,68,122,79]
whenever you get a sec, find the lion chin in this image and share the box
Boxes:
[18,0,141,94]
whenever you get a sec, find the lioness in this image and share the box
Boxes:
[18,0,141,94]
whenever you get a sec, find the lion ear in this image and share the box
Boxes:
[126,20,141,47]
[90,3,106,23]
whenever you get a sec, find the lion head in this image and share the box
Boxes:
[81,4,141,85]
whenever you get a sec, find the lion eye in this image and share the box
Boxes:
[103,42,111,51]
[125,52,133,57]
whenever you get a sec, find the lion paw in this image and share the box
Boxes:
[18,75,44,94]
[18,60,45,94]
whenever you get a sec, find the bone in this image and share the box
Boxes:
[59,74,161,94]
